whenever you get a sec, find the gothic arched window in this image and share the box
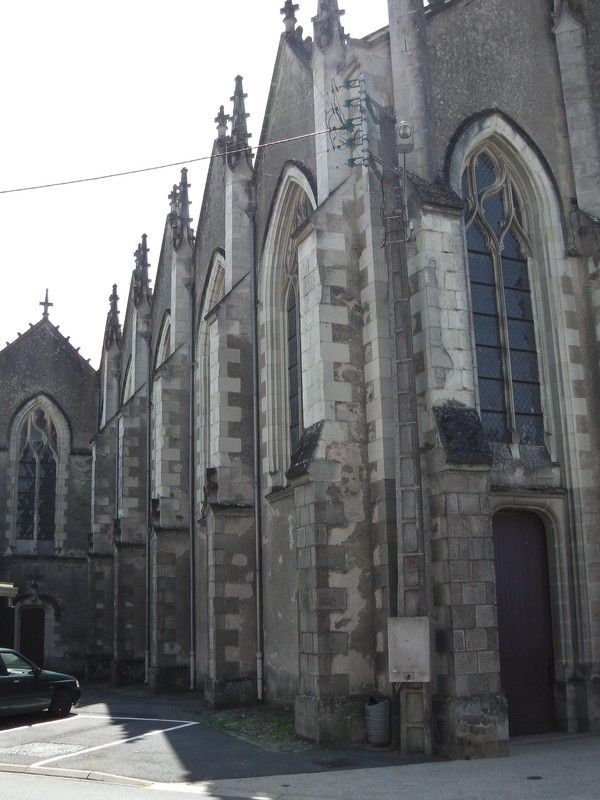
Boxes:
[16,408,58,541]
[196,257,225,510]
[286,278,302,455]
[156,315,172,370]
[259,166,315,488]
[463,149,544,445]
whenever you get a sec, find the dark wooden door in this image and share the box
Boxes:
[0,599,15,648]
[19,607,45,668]
[493,511,556,736]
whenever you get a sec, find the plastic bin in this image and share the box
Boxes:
[365,695,391,746]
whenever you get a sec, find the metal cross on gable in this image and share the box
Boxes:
[40,288,53,319]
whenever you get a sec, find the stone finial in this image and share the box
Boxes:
[215,105,230,145]
[281,1,300,34]
[178,168,192,227]
[312,0,345,50]
[231,75,250,147]
[229,75,252,169]
[168,184,179,218]
[171,168,193,250]
[104,284,122,350]
[109,284,119,315]
[133,233,150,307]
[39,288,53,320]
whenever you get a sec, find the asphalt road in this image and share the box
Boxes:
[0,687,421,784]
[2,772,243,800]
[2,733,600,800]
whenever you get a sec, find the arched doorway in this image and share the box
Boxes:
[493,510,556,735]
[18,606,46,668]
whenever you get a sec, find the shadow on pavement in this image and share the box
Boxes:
[75,685,430,784]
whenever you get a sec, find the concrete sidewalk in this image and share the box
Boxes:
[151,733,600,800]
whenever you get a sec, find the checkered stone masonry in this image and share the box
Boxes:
[112,394,147,684]
[409,205,509,757]
[293,180,377,744]
[149,348,191,691]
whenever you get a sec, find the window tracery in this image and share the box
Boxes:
[463,149,544,445]
[16,408,58,541]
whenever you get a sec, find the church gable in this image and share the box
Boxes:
[0,319,98,451]
[193,141,226,308]
[254,34,317,252]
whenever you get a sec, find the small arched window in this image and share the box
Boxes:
[463,149,544,445]
[16,408,58,541]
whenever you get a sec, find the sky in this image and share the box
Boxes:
[0,0,389,367]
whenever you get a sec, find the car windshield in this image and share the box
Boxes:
[1,652,36,676]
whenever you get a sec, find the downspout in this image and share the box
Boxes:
[247,200,264,702]
[144,332,152,684]
[187,279,197,692]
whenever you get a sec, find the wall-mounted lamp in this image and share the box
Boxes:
[396,120,415,154]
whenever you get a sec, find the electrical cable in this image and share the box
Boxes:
[0,127,346,196]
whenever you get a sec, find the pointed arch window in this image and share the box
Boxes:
[196,257,225,509]
[286,277,302,455]
[463,149,544,445]
[122,357,134,403]
[156,316,172,369]
[16,408,58,541]
[259,167,316,488]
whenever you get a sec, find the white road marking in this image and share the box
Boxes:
[0,715,81,735]
[30,720,199,768]
[77,713,198,724]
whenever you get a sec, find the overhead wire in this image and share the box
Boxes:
[0,127,345,196]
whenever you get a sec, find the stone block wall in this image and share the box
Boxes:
[291,180,377,744]
[87,553,114,679]
[149,528,190,691]
[204,506,256,707]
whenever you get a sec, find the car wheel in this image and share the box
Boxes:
[48,689,73,717]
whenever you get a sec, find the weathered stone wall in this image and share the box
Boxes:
[7,556,89,675]
[112,393,148,683]
[204,506,256,706]
[149,347,191,690]
[581,0,600,129]
[262,491,299,703]
[290,176,377,744]
[149,527,190,691]
[427,0,576,201]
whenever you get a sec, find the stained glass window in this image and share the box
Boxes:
[16,408,58,541]
[463,150,544,445]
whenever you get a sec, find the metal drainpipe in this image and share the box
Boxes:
[247,201,264,702]
[187,279,197,692]
[144,331,152,684]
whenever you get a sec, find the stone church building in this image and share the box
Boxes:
[0,306,98,675]
[3,0,600,758]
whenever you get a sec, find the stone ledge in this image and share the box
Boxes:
[205,676,257,708]
[295,693,368,744]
